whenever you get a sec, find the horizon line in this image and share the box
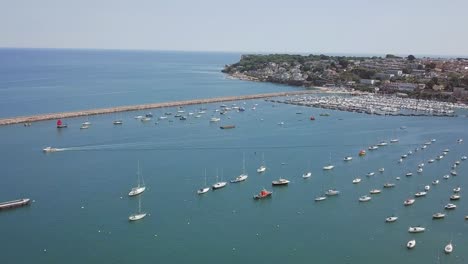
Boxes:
[0,46,467,59]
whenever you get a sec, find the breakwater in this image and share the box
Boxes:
[0,90,334,126]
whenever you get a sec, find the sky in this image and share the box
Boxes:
[1,0,467,56]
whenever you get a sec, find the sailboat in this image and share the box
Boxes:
[257,153,267,173]
[323,153,334,170]
[197,169,210,194]
[212,169,227,190]
[231,154,248,183]
[128,161,146,196]
[56,119,68,128]
[129,195,146,221]
[302,161,312,178]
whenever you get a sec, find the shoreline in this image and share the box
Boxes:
[0,90,346,126]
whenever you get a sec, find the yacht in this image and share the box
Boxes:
[383,183,395,188]
[445,242,453,254]
[385,216,398,222]
[359,195,371,202]
[404,199,415,206]
[272,178,290,186]
[408,226,425,233]
[444,203,456,210]
[315,196,327,202]
[369,189,381,194]
[325,189,340,196]
[432,180,439,185]
[128,162,146,196]
[453,186,461,193]
[450,194,460,200]
[343,156,353,161]
[414,191,427,197]
[432,212,445,219]
[407,240,416,249]
[352,178,361,184]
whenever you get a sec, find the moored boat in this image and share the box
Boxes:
[450,194,460,200]
[272,178,290,186]
[343,156,353,161]
[315,196,327,202]
[408,226,425,233]
[383,183,395,188]
[444,242,453,254]
[369,189,381,194]
[407,239,416,249]
[325,189,340,196]
[359,195,371,202]
[352,178,361,184]
[444,203,456,210]
[359,150,366,156]
[253,189,272,200]
[414,191,427,197]
[404,199,415,206]
[432,212,445,219]
[385,216,398,222]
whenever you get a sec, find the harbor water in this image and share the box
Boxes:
[0,49,467,264]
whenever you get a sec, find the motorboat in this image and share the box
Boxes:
[408,151,413,155]
[404,199,415,206]
[414,191,427,197]
[352,178,361,184]
[432,212,445,219]
[386,216,398,222]
[444,203,456,210]
[431,139,436,142]
[197,187,210,194]
[432,180,439,185]
[396,177,401,180]
[401,154,408,159]
[406,172,413,177]
[113,120,123,125]
[367,172,375,177]
[134,115,143,119]
[450,171,457,176]
[378,168,385,173]
[383,183,395,188]
[359,195,371,202]
[408,226,425,233]
[443,174,450,179]
[368,145,379,150]
[443,148,450,152]
[272,178,290,186]
[407,239,416,249]
[253,189,272,200]
[398,158,403,163]
[158,116,168,120]
[417,168,423,173]
[370,189,381,194]
[325,189,340,196]
[323,165,334,170]
[453,186,461,193]
[461,156,467,160]
[428,159,435,163]
[424,185,430,191]
[315,196,327,202]
[450,194,460,200]
[302,172,312,179]
[445,242,453,254]
[257,165,266,173]
[343,156,353,161]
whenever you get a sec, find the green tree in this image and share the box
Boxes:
[407,55,416,61]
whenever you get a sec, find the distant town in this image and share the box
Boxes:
[222,54,468,102]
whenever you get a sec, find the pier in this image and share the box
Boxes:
[0,90,338,126]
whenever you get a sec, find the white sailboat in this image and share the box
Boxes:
[444,241,453,254]
[231,154,248,183]
[257,153,267,173]
[302,161,312,178]
[212,169,227,190]
[197,169,210,194]
[323,153,334,170]
[129,161,146,196]
[129,195,147,221]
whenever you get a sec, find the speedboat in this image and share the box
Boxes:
[230,174,248,183]
[272,178,290,186]
[450,194,460,200]
[444,203,456,210]
[408,226,425,233]
[315,196,327,202]
[378,168,385,173]
[257,165,266,173]
[383,183,395,188]
[370,189,381,194]
[432,212,445,219]
[407,239,416,249]
[404,199,415,206]
[424,185,430,191]
[445,242,453,254]
[359,195,371,202]
[212,181,227,190]
[414,191,427,197]
[432,180,439,185]
[343,156,353,161]
[453,186,461,193]
[325,189,340,196]
[43,147,59,152]
[253,189,272,200]
[367,172,375,177]
[197,187,210,194]
[323,165,334,170]
[302,172,312,179]
[352,178,361,184]
[386,216,398,222]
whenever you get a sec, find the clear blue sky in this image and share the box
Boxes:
[1,0,467,56]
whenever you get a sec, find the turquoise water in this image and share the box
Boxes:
[0,49,467,264]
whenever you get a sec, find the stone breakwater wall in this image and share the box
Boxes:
[0,90,335,126]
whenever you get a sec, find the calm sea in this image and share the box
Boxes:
[0,49,467,264]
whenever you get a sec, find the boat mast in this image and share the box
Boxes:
[136,161,141,187]
[242,153,246,174]
[138,195,142,214]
